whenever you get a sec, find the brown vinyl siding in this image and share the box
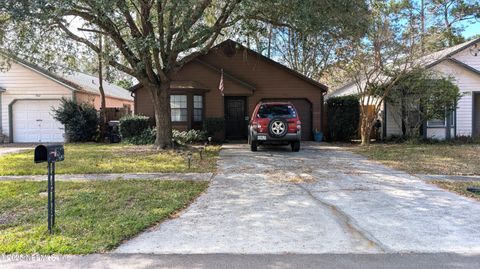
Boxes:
[134,40,326,140]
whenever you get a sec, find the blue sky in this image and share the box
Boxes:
[463,20,479,38]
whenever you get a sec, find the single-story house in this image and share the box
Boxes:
[328,37,480,140]
[130,39,328,140]
[0,55,134,143]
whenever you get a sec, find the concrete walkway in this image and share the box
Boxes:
[416,174,480,182]
[0,146,32,156]
[3,253,480,269]
[116,143,480,254]
[0,172,213,181]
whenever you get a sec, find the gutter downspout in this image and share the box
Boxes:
[321,91,327,134]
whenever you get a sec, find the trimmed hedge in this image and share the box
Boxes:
[326,95,360,141]
[119,115,151,140]
[203,118,224,137]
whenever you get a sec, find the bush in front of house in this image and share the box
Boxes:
[124,128,156,145]
[326,95,360,141]
[52,98,99,142]
[173,129,207,145]
[121,125,207,145]
[203,117,224,139]
[119,115,151,140]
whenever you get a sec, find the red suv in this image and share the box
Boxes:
[248,102,301,152]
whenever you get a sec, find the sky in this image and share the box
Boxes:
[463,20,480,38]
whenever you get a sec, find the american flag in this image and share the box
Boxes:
[219,68,224,96]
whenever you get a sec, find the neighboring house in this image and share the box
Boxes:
[328,37,480,140]
[131,39,328,140]
[0,55,134,143]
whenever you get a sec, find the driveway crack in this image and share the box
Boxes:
[296,183,391,253]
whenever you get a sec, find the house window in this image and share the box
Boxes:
[427,111,455,127]
[170,95,187,122]
[193,95,203,122]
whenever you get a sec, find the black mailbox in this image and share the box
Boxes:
[34,144,65,163]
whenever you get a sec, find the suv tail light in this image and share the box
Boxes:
[296,120,301,131]
[252,122,262,131]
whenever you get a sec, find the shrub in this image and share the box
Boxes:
[173,129,207,145]
[122,128,207,145]
[119,115,151,139]
[124,128,156,145]
[203,118,224,137]
[52,98,99,142]
[326,95,360,141]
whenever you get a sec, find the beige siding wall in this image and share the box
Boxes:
[453,43,480,71]
[385,102,403,137]
[432,61,480,137]
[0,61,73,137]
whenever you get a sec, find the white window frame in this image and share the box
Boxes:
[170,95,188,122]
[193,95,203,122]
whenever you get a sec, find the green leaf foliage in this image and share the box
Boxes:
[52,98,99,142]
[326,95,360,141]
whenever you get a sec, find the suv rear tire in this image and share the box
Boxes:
[268,118,288,138]
[291,141,300,152]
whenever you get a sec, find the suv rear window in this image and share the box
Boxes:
[257,104,296,119]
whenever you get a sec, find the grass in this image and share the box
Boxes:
[352,143,480,175]
[0,143,220,176]
[431,181,480,201]
[0,179,208,254]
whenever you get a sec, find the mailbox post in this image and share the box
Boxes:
[34,144,64,234]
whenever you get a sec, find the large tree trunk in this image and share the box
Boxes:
[360,117,373,146]
[359,104,375,146]
[98,35,107,141]
[146,80,172,149]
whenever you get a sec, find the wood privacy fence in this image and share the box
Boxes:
[105,107,131,122]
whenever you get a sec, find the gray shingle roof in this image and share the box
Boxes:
[60,71,133,101]
[1,52,132,100]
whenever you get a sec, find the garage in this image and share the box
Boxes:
[263,98,312,141]
[12,100,64,143]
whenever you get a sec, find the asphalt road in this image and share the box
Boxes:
[2,253,480,269]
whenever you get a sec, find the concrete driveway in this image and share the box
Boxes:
[116,143,480,254]
[0,145,33,156]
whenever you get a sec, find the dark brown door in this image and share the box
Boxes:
[262,99,313,140]
[474,93,480,137]
[225,96,247,140]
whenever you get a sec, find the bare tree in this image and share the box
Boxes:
[341,0,423,145]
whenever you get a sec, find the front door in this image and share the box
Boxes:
[474,93,480,137]
[225,96,247,140]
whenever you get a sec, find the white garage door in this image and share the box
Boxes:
[12,100,65,143]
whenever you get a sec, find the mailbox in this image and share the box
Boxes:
[34,144,65,163]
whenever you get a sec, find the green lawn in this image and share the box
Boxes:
[0,179,208,254]
[431,181,480,201]
[352,143,480,175]
[0,144,220,176]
